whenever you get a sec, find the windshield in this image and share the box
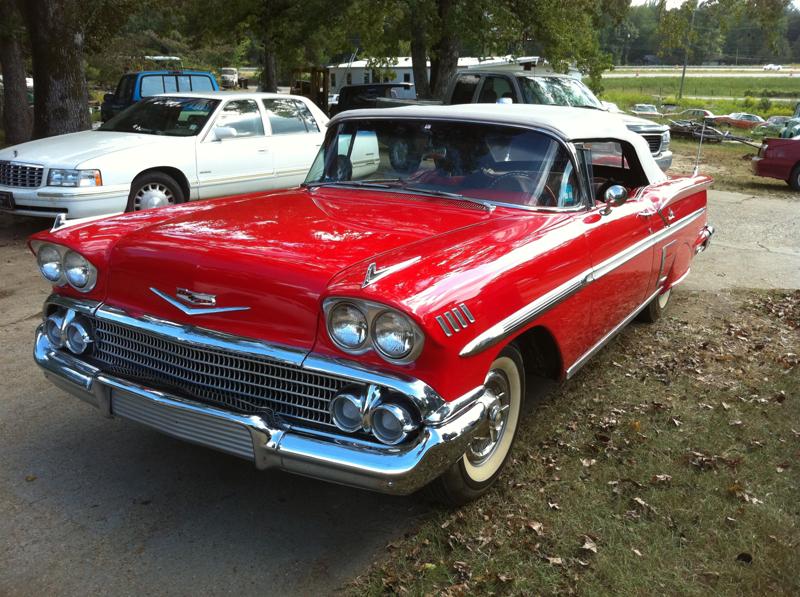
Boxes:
[99,97,219,136]
[304,119,582,209]
[519,76,603,109]
[221,68,236,75]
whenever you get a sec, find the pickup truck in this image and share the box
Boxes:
[376,71,673,171]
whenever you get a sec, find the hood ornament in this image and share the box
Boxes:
[150,287,250,315]
[13,150,18,158]
[362,257,421,288]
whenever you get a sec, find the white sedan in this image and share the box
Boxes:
[0,92,328,219]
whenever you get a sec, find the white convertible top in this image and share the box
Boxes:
[331,104,668,184]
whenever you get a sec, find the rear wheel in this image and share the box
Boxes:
[424,344,525,506]
[788,164,800,191]
[126,172,185,212]
[638,287,671,323]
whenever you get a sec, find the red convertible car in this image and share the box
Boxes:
[30,105,714,504]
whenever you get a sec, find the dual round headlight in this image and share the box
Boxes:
[33,243,97,292]
[326,300,422,363]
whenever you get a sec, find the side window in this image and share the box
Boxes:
[177,75,191,92]
[261,98,309,134]
[330,72,336,88]
[140,75,165,97]
[115,75,135,101]
[479,76,515,103]
[163,76,178,93]
[294,100,319,132]
[191,75,214,91]
[215,99,265,137]
[450,75,480,104]
[346,73,352,85]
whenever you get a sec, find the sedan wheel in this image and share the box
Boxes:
[126,172,185,212]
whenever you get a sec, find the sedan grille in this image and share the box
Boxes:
[642,134,662,155]
[0,161,44,188]
[88,318,350,431]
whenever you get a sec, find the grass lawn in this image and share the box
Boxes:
[601,76,800,99]
[670,138,800,200]
[348,290,800,596]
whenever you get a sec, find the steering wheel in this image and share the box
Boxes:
[489,171,557,206]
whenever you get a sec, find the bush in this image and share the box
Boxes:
[758,97,773,112]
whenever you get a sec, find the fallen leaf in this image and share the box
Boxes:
[776,462,790,473]
[580,536,598,554]
[420,563,437,571]
[527,521,544,535]
[631,548,643,557]
[548,501,561,511]
[546,557,563,566]
[496,573,513,583]
[633,497,656,514]
[650,474,672,485]
[729,420,743,427]
[24,474,37,482]
[581,458,597,468]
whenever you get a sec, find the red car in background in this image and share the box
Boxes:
[753,137,800,189]
[711,112,765,129]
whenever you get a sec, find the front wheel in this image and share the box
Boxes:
[126,172,185,212]
[424,344,525,506]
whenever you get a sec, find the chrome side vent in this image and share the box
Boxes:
[435,303,475,337]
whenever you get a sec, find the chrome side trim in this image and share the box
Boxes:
[460,207,706,358]
[150,287,250,316]
[566,287,661,379]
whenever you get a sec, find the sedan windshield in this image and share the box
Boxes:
[519,76,603,109]
[304,119,582,209]
[99,97,219,136]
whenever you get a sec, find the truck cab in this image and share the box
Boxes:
[100,70,219,122]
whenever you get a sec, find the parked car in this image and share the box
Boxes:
[763,64,783,71]
[220,67,239,89]
[329,82,415,116]
[376,71,673,171]
[711,112,765,129]
[100,70,219,122]
[630,104,661,118]
[754,115,790,136]
[29,104,713,504]
[0,92,328,219]
[673,108,714,121]
[752,137,800,189]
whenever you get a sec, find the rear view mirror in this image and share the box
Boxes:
[213,126,237,141]
[602,185,628,215]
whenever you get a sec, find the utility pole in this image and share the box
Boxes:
[678,1,699,100]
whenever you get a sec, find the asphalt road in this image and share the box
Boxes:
[0,189,798,596]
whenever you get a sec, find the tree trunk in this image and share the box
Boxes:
[429,0,459,100]
[409,2,431,99]
[261,40,278,92]
[21,0,90,139]
[0,0,32,145]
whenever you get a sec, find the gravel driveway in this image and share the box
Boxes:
[0,189,797,596]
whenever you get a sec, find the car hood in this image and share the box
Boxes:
[618,113,667,133]
[0,130,179,168]
[101,187,498,350]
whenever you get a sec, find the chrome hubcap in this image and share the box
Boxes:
[467,370,510,466]
[134,182,174,210]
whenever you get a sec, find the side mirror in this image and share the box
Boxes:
[213,126,237,141]
[602,184,628,215]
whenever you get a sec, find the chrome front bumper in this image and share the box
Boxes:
[34,325,492,495]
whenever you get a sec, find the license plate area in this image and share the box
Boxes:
[0,191,14,210]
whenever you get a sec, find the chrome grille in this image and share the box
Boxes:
[642,134,662,155]
[0,161,43,188]
[89,318,349,430]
